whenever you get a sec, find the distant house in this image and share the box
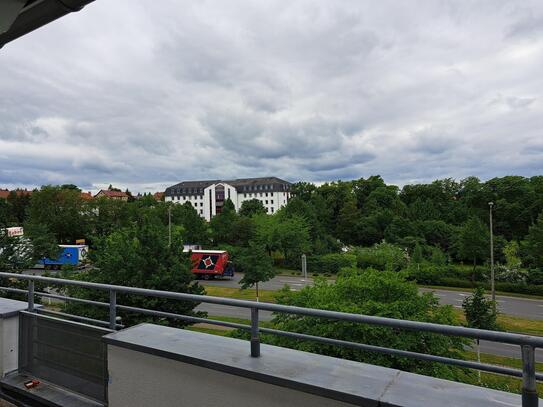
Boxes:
[80,191,93,201]
[0,188,32,200]
[154,192,164,201]
[94,190,129,201]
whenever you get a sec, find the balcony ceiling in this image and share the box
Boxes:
[0,0,95,48]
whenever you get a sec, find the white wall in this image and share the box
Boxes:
[107,345,356,407]
[167,185,291,220]
[0,313,21,377]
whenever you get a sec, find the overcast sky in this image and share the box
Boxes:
[1,1,542,193]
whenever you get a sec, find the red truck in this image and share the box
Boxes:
[184,249,235,280]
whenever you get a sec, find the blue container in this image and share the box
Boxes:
[39,245,89,268]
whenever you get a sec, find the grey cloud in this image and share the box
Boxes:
[0,0,542,192]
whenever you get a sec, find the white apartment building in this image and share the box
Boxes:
[164,177,292,221]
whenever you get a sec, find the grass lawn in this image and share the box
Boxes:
[452,309,543,336]
[462,351,543,394]
[420,284,543,300]
[204,286,278,303]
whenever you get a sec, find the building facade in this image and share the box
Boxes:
[164,177,292,221]
[94,190,129,201]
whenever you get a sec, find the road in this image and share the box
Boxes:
[198,273,543,362]
[419,287,543,320]
[201,273,543,320]
[23,268,543,360]
[196,303,543,362]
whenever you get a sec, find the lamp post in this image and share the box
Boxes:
[489,202,495,303]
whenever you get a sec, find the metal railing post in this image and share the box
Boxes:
[27,280,34,312]
[522,345,538,407]
[109,290,117,330]
[250,307,260,357]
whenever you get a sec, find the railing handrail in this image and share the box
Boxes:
[1,271,541,406]
[0,271,542,347]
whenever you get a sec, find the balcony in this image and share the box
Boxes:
[0,272,541,407]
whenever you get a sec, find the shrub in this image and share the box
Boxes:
[264,269,467,380]
[306,253,356,274]
[353,243,408,271]
[527,269,543,286]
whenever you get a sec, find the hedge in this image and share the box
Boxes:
[306,253,357,275]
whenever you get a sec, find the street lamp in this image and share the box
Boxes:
[488,202,495,303]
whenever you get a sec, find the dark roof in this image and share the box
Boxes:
[165,177,291,196]
[0,0,95,49]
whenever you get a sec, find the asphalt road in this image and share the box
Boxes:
[22,268,543,360]
[201,273,543,320]
[198,273,543,361]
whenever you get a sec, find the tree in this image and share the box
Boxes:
[0,229,32,272]
[24,222,60,263]
[412,244,424,264]
[266,269,465,379]
[170,202,209,245]
[276,215,310,265]
[239,199,266,217]
[462,287,497,381]
[7,191,31,224]
[0,200,13,226]
[60,184,81,191]
[457,216,489,279]
[88,197,128,239]
[63,214,205,326]
[239,244,275,301]
[209,199,238,245]
[27,186,88,243]
[524,212,543,268]
[336,195,361,245]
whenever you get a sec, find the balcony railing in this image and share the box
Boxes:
[0,271,541,407]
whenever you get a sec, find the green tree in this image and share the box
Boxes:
[336,195,361,245]
[266,269,465,379]
[239,244,276,301]
[239,199,266,217]
[63,214,204,326]
[7,191,31,224]
[87,197,128,238]
[412,244,424,264]
[276,215,311,265]
[253,214,280,256]
[24,222,60,263]
[170,202,209,245]
[457,216,489,279]
[209,199,238,245]
[524,212,543,268]
[0,200,13,226]
[27,186,88,243]
[462,287,497,381]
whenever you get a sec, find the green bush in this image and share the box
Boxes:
[406,264,487,284]
[406,264,543,296]
[306,253,356,274]
[353,243,408,272]
[527,269,543,285]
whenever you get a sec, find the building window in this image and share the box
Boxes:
[271,200,274,205]
[271,207,274,213]
[265,200,268,204]
[200,209,203,215]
